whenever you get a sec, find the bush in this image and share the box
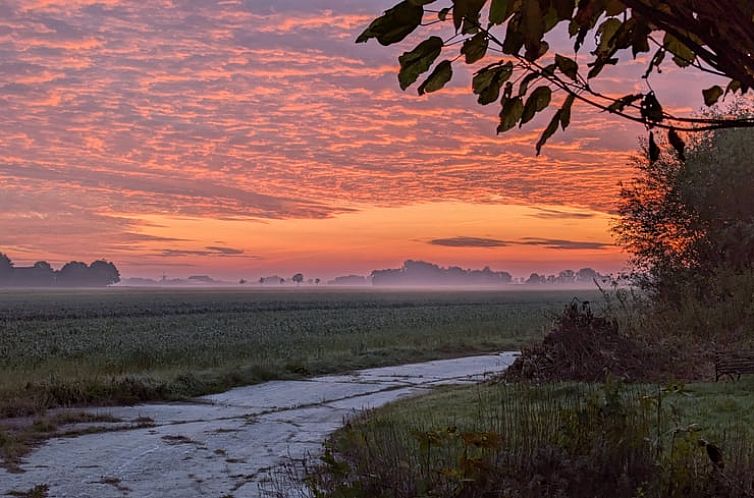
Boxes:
[504,300,687,383]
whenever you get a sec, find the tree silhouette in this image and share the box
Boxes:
[614,114,754,299]
[292,273,304,286]
[358,1,754,155]
[0,253,12,277]
[89,260,120,286]
[0,254,121,288]
[58,261,91,286]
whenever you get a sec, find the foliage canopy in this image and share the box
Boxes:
[357,0,754,154]
[613,115,754,299]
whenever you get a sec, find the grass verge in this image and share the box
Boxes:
[304,378,754,498]
[0,410,153,472]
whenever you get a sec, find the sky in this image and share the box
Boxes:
[0,0,723,280]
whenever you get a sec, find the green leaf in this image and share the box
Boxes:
[521,85,551,125]
[560,93,575,130]
[502,14,524,54]
[555,54,578,81]
[726,80,742,95]
[522,0,545,60]
[517,71,539,97]
[452,0,465,31]
[702,85,724,106]
[498,96,524,133]
[398,37,444,90]
[418,60,453,95]
[604,0,624,16]
[542,6,559,32]
[586,56,617,79]
[502,81,513,100]
[461,32,488,64]
[356,1,424,46]
[631,20,651,57]
[489,0,512,25]
[453,0,486,34]
[667,128,685,161]
[552,0,575,20]
[438,7,451,21]
[596,18,621,56]
[643,48,665,78]
[663,33,694,67]
[472,61,513,105]
[536,110,562,155]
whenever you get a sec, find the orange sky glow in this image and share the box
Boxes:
[0,1,727,280]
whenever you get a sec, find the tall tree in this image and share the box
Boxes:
[0,253,12,285]
[89,260,121,286]
[357,0,754,154]
[613,113,754,298]
[0,253,12,274]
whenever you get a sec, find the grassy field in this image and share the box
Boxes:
[0,288,596,416]
[311,379,754,497]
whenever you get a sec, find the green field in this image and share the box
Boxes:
[0,288,596,416]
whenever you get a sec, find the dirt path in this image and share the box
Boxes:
[0,353,516,498]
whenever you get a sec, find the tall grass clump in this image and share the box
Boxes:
[302,381,754,498]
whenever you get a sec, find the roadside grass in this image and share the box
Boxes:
[307,378,754,498]
[0,288,591,418]
[0,410,143,472]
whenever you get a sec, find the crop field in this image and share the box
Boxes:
[0,288,597,416]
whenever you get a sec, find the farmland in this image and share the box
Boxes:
[0,288,596,416]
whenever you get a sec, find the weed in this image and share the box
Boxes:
[305,381,754,498]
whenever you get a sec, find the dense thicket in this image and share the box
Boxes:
[613,117,754,302]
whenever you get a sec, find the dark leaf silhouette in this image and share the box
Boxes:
[667,128,685,160]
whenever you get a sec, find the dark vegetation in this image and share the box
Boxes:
[301,3,754,494]
[0,410,149,473]
[302,121,754,496]
[371,260,513,286]
[504,300,684,382]
[370,260,606,287]
[302,381,754,498]
[0,254,120,288]
[357,0,754,155]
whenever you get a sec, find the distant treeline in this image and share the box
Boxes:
[0,253,120,288]
[369,260,606,287]
[371,260,512,286]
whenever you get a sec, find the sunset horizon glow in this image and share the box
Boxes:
[0,1,724,281]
